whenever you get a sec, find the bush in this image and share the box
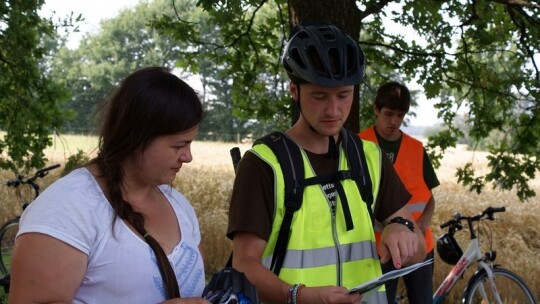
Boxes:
[61,149,89,177]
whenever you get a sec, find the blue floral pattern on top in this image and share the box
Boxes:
[176,242,204,297]
[149,242,204,299]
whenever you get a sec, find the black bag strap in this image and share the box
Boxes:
[254,132,305,275]
[341,129,374,220]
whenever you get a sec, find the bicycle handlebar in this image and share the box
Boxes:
[5,164,61,188]
[34,164,61,179]
[440,206,506,229]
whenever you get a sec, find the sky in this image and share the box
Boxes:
[40,0,141,48]
[39,0,441,128]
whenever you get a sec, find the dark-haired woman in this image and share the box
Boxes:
[10,67,210,304]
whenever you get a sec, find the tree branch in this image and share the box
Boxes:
[360,0,395,20]
[489,0,540,9]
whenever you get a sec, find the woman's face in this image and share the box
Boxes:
[127,125,199,186]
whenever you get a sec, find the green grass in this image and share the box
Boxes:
[0,272,8,303]
[1,255,10,274]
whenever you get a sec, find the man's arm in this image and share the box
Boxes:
[417,194,435,234]
[232,232,362,304]
[232,232,289,303]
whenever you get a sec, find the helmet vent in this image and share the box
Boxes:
[307,46,324,74]
[289,48,306,69]
[346,44,357,73]
[327,48,340,77]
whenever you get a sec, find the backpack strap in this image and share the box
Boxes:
[254,131,305,275]
[341,129,374,221]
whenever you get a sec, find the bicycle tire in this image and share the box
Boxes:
[0,218,19,275]
[462,267,537,304]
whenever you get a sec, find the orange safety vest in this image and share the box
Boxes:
[359,127,434,253]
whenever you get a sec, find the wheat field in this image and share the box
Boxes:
[0,136,538,302]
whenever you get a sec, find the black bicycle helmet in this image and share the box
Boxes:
[282,22,365,87]
[437,233,463,265]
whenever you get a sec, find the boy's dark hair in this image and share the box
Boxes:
[374,81,411,113]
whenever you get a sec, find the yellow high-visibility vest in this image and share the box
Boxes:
[251,139,387,303]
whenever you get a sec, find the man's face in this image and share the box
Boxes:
[291,83,354,136]
[374,106,406,141]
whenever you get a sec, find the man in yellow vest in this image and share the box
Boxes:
[359,81,440,304]
[227,22,427,304]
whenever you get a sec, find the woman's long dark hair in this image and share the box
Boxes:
[90,67,204,299]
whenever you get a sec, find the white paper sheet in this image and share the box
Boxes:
[347,258,434,297]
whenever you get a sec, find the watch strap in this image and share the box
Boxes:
[388,216,415,232]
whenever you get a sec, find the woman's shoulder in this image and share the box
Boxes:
[29,167,109,214]
[41,167,103,199]
[19,167,113,254]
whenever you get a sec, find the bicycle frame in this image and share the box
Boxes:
[433,237,502,304]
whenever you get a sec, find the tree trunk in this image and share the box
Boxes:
[287,0,362,132]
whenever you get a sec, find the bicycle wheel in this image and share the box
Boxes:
[0,218,19,275]
[463,267,537,304]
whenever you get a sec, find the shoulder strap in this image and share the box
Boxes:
[254,131,305,276]
[341,129,374,220]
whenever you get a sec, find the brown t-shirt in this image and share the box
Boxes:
[227,146,411,241]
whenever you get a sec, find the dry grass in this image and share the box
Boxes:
[179,141,540,302]
[1,138,538,302]
[425,145,540,303]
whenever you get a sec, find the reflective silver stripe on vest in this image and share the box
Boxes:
[262,241,378,269]
[407,201,427,214]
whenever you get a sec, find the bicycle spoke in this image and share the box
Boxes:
[465,268,536,304]
[0,220,19,275]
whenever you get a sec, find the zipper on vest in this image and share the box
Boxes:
[322,183,343,287]
[330,192,343,287]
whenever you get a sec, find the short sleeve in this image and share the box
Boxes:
[17,168,111,255]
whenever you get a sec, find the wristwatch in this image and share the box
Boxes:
[388,216,415,232]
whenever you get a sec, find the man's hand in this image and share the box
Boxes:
[379,221,419,268]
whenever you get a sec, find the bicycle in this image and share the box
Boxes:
[432,206,537,303]
[0,164,61,293]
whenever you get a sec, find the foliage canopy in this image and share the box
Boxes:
[0,0,77,172]
[2,0,538,201]
[151,0,539,201]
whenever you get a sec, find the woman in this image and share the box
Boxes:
[10,67,210,304]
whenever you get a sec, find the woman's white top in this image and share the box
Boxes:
[18,168,206,303]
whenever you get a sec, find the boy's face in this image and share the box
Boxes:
[290,83,354,137]
[374,106,406,141]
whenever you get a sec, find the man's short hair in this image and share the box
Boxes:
[374,81,410,113]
